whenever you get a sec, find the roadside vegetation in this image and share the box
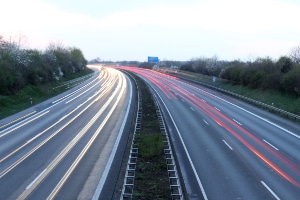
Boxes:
[0,34,91,119]
[168,70,300,116]
[130,73,171,199]
[136,46,300,116]
[176,47,300,97]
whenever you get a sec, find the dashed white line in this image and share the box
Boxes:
[261,181,280,200]
[214,107,220,111]
[179,80,299,139]
[233,119,242,126]
[263,139,279,151]
[151,87,208,200]
[202,99,206,102]
[222,139,233,150]
[203,119,209,125]
[190,107,195,111]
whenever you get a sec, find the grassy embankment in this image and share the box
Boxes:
[167,70,300,116]
[0,69,94,120]
[131,73,171,199]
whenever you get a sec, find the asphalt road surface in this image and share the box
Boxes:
[118,66,300,200]
[0,66,135,200]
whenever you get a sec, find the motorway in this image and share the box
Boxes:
[0,66,135,200]
[118,66,300,200]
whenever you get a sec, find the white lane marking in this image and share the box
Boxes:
[190,107,195,111]
[0,111,36,129]
[65,80,99,104]
[203,119,209,125]
[214,107,220,111]
[263,139,279,151]
[202,99,206,102]
[26,168,47,189]
[151,87,208,200]
[18,69,122,199]
[261,181,280,200]
[182,81,300,139]
[92,71,133,200]
[52,76,98,104]
[222,140,233,150]
[0,110,50,138]
[233,119,242,126]
[0,80,98,136]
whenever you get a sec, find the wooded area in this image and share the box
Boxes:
[179,47,300,96]
[0,35,87,95]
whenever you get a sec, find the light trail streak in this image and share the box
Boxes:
[47,69,128,199]
[185,86,300,186]
[0,69,117,178]
[162,73,300,180]
[0,70,113,165]
[17,69,123,199]
[0,110,50,138]
[0,111,36,129]
[120,67,300,188]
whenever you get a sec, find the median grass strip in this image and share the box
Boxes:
[131,74,171,199]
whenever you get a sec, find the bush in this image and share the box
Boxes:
[0,37,87,96]
[281,67,300,96]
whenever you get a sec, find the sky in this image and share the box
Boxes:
[1,0,300,62]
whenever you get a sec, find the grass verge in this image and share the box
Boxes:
[131,74,171,199]
[0,69,94,119]
[166,69,300,116]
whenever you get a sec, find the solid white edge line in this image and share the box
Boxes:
[92,73,132,200]
[261,181,280,200]
[151,86,209,200]
[263,139,279,151]
[26,168,47,190]
[0,111,36,129]
[222,140,233,150]
[0,110,50,138]
[182,81,300,139]
[1,73,99,136]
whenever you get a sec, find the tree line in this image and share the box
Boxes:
[0,35,87,95]
[178,47,300,96]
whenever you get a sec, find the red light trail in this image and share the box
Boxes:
[117,66,300,188]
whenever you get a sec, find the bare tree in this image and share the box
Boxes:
[289,46,300,64]
[206,55,219,76]
[0,35,4,49]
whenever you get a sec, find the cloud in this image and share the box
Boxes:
[95,0,300,34]
[1,0,97,47]
[3,0,300,37]
[1,0,299,60]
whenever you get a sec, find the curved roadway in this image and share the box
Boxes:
[118,66,300,200]
[0,66,135,200]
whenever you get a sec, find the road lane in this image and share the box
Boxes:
[119,66,300,200]
[0,66,134,199]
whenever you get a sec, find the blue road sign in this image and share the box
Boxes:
[148,56,159,63]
